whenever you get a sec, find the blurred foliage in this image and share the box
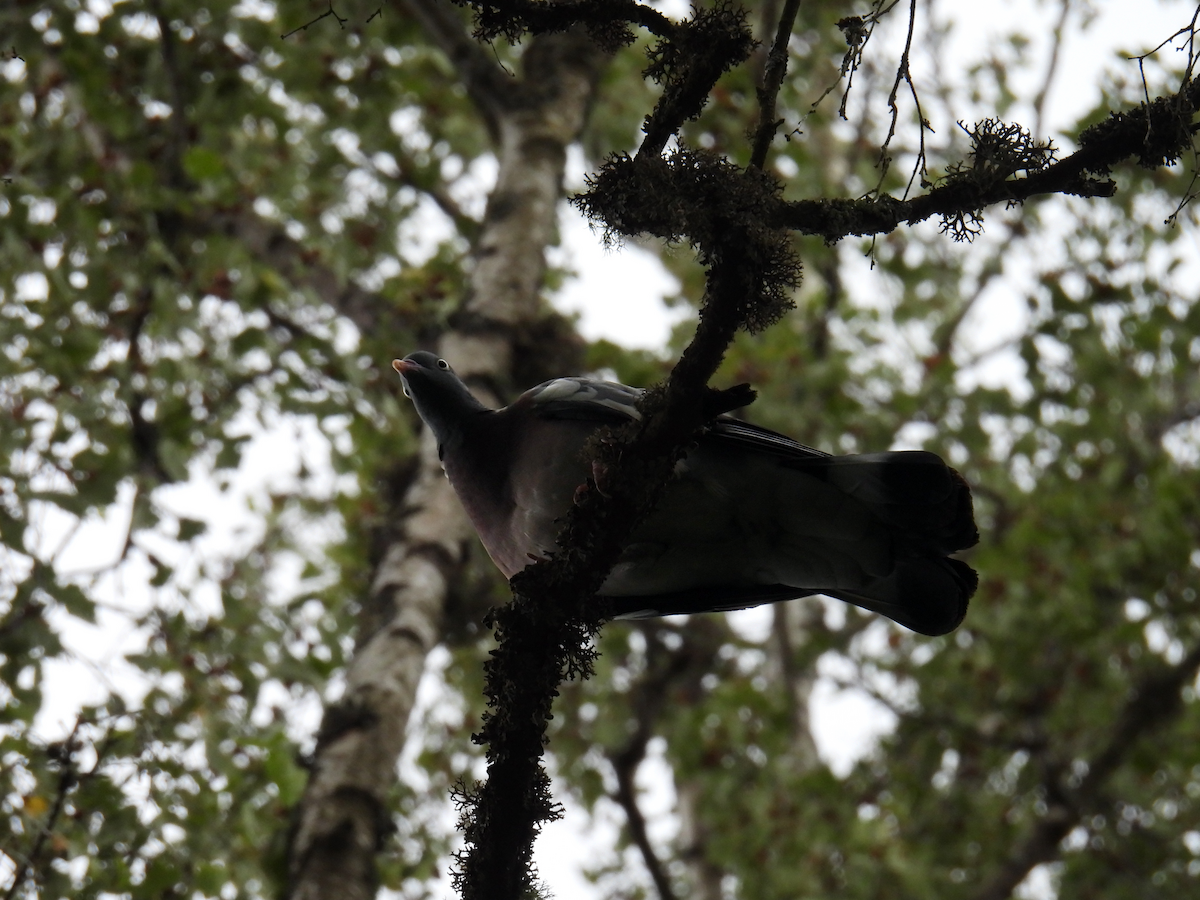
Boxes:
[2,1,1199,899]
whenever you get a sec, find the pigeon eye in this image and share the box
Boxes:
[437,359,450,370]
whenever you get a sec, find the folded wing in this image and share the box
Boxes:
[515,378,979,636]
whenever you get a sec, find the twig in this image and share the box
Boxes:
[608,627,697,900]
[876,0,930,198]
[1032,0,1073,137]
[1132,4,1200,76]
[750,0,804,170]
[809,1,904,121]
[774,76,1200,240]
[1132,6,1200,224]
[404,0,513,142]
[282,1,346,40]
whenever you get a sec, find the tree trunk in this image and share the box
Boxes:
[284,19,608,899]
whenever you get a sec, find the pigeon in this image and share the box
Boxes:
[393,351,978,635]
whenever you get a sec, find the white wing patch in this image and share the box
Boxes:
[529,377,644,421]
[531,378,585,402]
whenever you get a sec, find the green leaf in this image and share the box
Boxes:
[183,146,226,182]
[0,509,25,548]
[176,517,206,542]
[148,556,172,588]
[57,583,96,624]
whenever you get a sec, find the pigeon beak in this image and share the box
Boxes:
[392,358,416,398]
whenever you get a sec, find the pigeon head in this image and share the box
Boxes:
[393,352,488,449]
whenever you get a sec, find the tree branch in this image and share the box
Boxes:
[455,193,798,897]
[638,5,755,159]
[149,0,191,191]
[610,629,683,900]
[390,142,480,239]
[402,0,514,141]
[809,1,903,123]
[447,17,802,883]
[419,9,1198,900]
[749,0,802,170]
[770,601,827,767]
[206,210,384,337]
[460,0,680,46]
[1032,0,1072,137]
[776,76,1200,240]
[876,0,930,197]
[607,623,724,900]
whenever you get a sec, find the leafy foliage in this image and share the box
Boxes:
[2,1,1199,899]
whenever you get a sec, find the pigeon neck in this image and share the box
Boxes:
[412,382,489,453]
[438,406,516,532]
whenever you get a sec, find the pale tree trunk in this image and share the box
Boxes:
[285,7,607,897]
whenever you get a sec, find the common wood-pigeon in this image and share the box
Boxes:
[394,351,978,635]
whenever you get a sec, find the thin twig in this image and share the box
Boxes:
[775,75,1200,240]
[281,1,346,40]
[608,627,696,900]
[809,0,903,121]
[876,0,930,198]
[1032,0,1072,137]
[1132,5,1200,224]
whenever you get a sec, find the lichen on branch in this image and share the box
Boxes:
[574,148,800,332]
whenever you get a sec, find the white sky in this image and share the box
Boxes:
[11,1,1200,898]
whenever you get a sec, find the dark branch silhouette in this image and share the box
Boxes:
[281,1,347,39]
[750,0,803,169]
[777,78,1200,241]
